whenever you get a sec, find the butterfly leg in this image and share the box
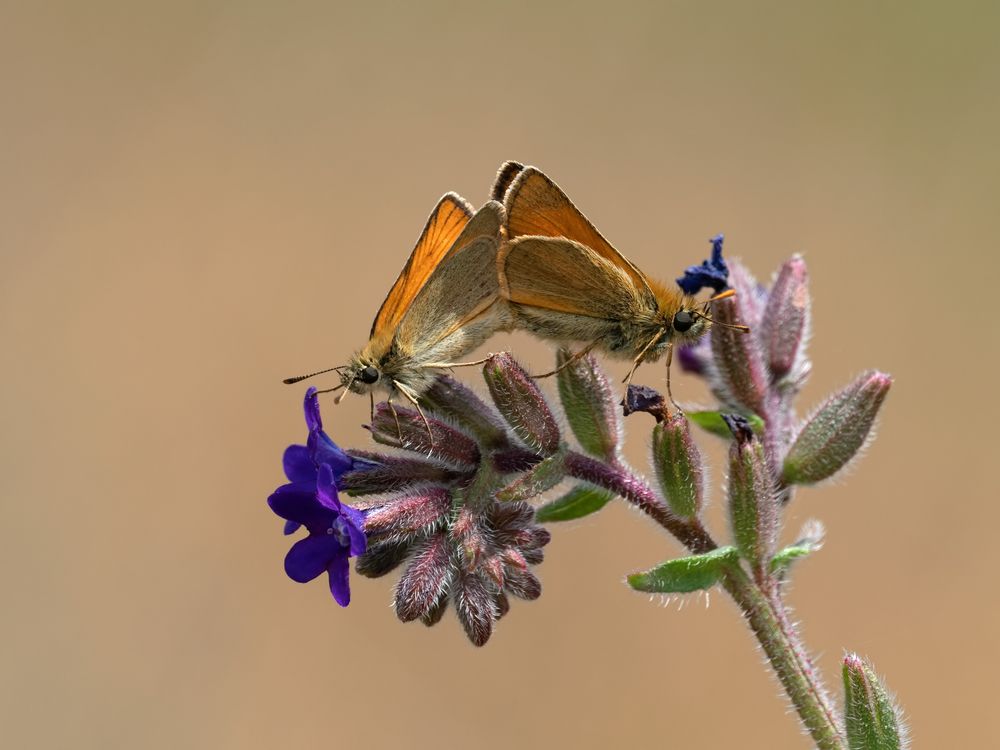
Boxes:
[621,330,667,387]
[394,380,435,452]
[420,354,497,370]
[386,392,403,439]
[663,343,682,412]
[532,340,599,379]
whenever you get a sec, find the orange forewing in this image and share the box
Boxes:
[370,192,474,338]
[499,167,651,294]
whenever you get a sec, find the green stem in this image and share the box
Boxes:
[722,569,845,749]
[565,451,844,749]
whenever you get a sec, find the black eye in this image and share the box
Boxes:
[359,366,379,384]
[672,310,696,333]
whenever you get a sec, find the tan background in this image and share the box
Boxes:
[3,2,997,748]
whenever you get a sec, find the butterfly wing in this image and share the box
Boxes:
[394,201,509,361]
[370,192,474,338]
[490,160,525,202]
[501,166,652,295]
[502,236,647,320]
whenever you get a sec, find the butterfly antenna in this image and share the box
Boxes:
[694,310,750,334]
[282,365,345,385]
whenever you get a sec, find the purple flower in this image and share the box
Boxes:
[267,388,373,606]
[676,233,730,295]
[268,464,367,606]
[279,387,376,535]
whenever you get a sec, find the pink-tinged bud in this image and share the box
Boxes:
[726,415,777,576]
[420,593,448,626]
[369,403,480,468]
[422,375,511,450]
[759,255,811,385]
[364,487,452,542]
[496,592,511,620]
[710,263,769,416]
[395,534,453,623]
[783,371,892,485]
[651,413,706,519]
[842,653,907,750]
[555,349,620,459]
[340,451,458,495]
[355,538,414,578]
[504,567,542,601]
[483,353,561,455]
[453,569,497,647]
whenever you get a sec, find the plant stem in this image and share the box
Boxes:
[564,451,716,554]
[565,450,845,749]
[722,569,845,749]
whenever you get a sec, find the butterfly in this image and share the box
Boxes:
[286,193,511,424]
[492,162,745,399]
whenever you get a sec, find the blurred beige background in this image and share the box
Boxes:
[2,2,997,748]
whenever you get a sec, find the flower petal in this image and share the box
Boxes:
[342,507,368,556]
[283,520,302,535]
[309,430,354,478]
[303,387,322,431]
[676,233,730,295]
[327,550,351,606]
[267,485,333,528]
[284,534,337,583]
[315,464,342,511]
[282,444,314,484]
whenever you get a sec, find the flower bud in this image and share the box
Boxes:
[710,263,769,415]
[422,375,511,450]
[483,353,560,455]
[555,349,620,459]
[759,255,811,385]
[355,538,414,578]
[453,569,497,647]
[340,450,458,495]
[395,534,453,623]
[842,653,907,750]
[651,413,705,519]
[364,487,452,542]
[726,415,777,574]
[783,371,892,485]
[369,403,480,468]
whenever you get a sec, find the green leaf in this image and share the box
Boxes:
[688,410,764,439]
[770,545,813,572]
[627,546,739,593]
[843,654,906,749]
[496,452,566,502]
[535,485,614,522]
[769,520,824,573]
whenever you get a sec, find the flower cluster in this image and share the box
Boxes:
[266,243,905,749]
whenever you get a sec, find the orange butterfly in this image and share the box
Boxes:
[286,193,511,416]
[493,162,745,395]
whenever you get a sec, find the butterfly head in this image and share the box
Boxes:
[341,356,384,395]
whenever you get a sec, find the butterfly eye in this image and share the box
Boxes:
[672,310,696,333]
[359,366,380,384]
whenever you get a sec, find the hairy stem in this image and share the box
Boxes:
[566,450,844,748]
[722,569,845,749]
[564,451,716,554]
